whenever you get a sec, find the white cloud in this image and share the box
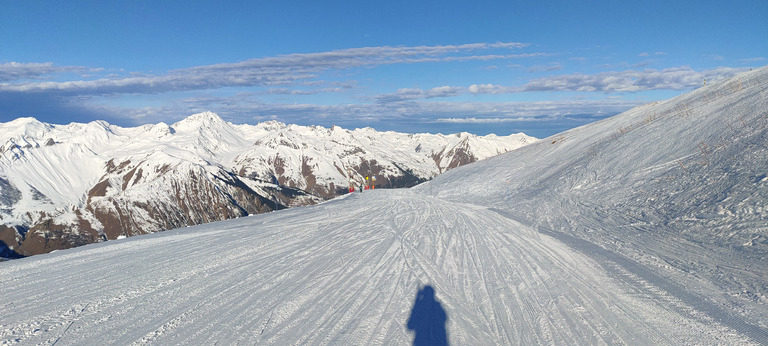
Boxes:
[378,65,744,102]
[379,66,752,102]
[468,84,518,94]
[740,57,765,63]
[522,66,748,92]
[0,62,86,82]
[529,62,563,72]
[266,83,352,95]
[0,42,529,96]
[435,117,541,123]
[638,51,665,57]
[376,85,464,102]
[125,92,640,125]
[426,86,463,98]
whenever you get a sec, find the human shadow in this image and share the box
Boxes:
[407,285,449,346]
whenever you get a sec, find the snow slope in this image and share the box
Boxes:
[417,65,768,336]
[0,190,762,345]
[1,66,767,344]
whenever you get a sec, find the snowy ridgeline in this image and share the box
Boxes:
[1,66,767,344]
[0,114,535,256]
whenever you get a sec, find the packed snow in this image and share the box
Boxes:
[0,191,760,345]
[1,66,767,344]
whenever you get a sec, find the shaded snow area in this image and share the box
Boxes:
[2,66,768,344]
[0,191,760,345]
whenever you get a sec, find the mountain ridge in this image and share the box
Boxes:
[0,116,535,256]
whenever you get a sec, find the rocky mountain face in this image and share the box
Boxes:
[0,114,536,256]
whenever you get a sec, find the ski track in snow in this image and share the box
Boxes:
[0,189,760,345]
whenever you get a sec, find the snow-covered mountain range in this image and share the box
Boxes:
[0,115,535,256]
[1,66,766,344]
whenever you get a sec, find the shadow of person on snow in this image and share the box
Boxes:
[407,285,448,346]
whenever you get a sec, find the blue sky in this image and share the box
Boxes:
[1,0,766,137]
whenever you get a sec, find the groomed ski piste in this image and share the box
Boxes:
[2,66,767,344]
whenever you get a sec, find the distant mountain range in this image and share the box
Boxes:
[0,114,535,256]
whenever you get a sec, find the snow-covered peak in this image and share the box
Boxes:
[0,117,53,143]
[171,111,230,132]
[147,122,175,137]
[255,120,289,131]
[84,120,115,137]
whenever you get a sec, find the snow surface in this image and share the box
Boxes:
[1,66,767,344]
[0,191,760,345]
